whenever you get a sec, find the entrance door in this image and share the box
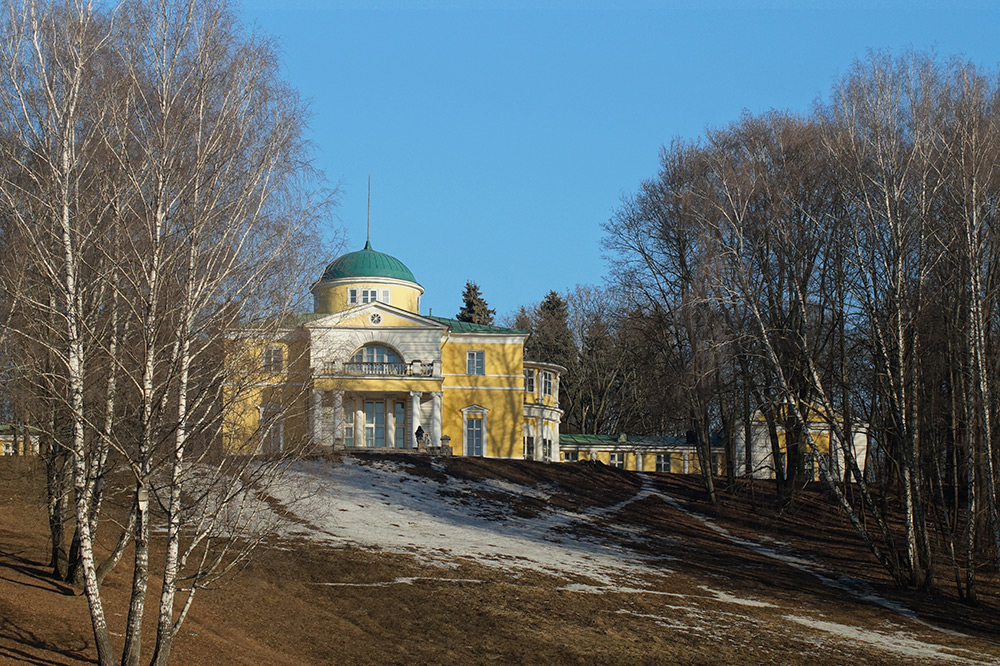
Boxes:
[364,401,385,447]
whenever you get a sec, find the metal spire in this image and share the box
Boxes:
[366,173,371,245]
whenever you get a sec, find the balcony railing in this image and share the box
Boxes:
[323,361,437,377]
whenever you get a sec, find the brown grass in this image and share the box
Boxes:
[1,453,998,665]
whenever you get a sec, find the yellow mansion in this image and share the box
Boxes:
[225,241,564,460]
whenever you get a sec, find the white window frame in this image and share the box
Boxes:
[262,346,283,373]
[563,450,578,462]
[609,451,625,469]
[656,452,671,473]
[360,288,379,304]
[343,398,354,447]
[524,369,535,394]
[542,371,553,397]
[348,288,358,305]
[542,438,552,462]
[461,405,489,456]
[524,435,535,460]
[467,350,485,376]
[394,401,406,448]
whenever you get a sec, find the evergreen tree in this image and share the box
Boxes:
[528,291,576,369]
[456,281,495,325]
[521,291,579,423]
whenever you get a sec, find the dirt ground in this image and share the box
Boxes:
[1,453,999,666]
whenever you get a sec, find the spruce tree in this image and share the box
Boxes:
[456,281,496,325]
[530,291,576,371]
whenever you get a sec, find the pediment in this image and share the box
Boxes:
[304,303,447,331]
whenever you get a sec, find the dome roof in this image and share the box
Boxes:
[319,240,418,284]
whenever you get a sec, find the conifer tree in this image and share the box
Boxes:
[456,281,496,325]
[526,291,577,370]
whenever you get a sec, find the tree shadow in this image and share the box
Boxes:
[0,617,89,666]
[0,548,75,596]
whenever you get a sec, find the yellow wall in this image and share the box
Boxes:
[222,333,311,454]
[440,336,524,458]
[523,366,560,407]
[442,387,524,458]
[336,311,425,329]
[771,431,832,480]
[442,338,523,379]
[313,281,422,314]
[557,448,721,475]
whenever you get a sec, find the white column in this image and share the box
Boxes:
[309,388,320,447]
[431,391,443,447]
[409,391,422,447]
[356,401,365,448]
[332,390,344,447]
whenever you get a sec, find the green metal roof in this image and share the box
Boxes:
[426,315,527,335]
[320,241,418,284]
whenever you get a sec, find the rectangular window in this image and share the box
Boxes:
[804,453,815,482]
[262,346,283,373]
[467,350,485,375]
[609,452,625,469]
[524,370,535,394]
[365,401,386,447]
[466,416,483,456]
[563,450,578,462]
[381,289,391,304]
[349,288,358,305]
[542,439,552,462]
[656,453,671,473]
[361,288,379,304]
[395,402,405,448]
[343,399,354,447]
[542,371,553,396]
[524,436,534,460]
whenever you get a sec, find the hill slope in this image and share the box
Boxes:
[2,453,999,665]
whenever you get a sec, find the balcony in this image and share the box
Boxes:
[322,360,437,377]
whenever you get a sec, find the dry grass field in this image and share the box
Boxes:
[1,452,998,665]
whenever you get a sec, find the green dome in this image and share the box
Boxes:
[320,240,418,283]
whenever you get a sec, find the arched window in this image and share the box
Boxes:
[346,344,405,376]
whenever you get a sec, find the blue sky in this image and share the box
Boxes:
[238,0,1000,319]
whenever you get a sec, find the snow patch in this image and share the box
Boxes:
[786,615,987,665]
[266,457,670,587]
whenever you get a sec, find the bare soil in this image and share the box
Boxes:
[1,453,998,665]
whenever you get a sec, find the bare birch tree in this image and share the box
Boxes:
[0,1,335,664]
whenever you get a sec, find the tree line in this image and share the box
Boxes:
[502,52,1000,600]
